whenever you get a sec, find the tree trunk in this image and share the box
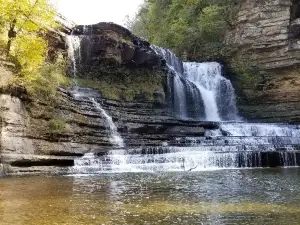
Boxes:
[6,19,17,56]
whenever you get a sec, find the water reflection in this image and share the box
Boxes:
[1,169,300,224]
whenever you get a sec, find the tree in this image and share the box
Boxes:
[128,0,241,61]
[0,0,58,76]
[0,0,57,54]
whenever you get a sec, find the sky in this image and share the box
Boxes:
[50,0,144,26]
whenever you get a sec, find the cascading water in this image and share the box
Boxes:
[66,35,81,77]
[70,43,300,173]
[73,97,128,173]
[152,46,239,121]
[90,98,124,148]
[184,62,239,121]
[151,46,205,120]
[66,34,126,169]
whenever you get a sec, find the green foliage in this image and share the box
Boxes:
[128,0,241,61]
[0,1,69,103]
[77,69,164,101]
[231,59,260,88]
[48,118,66,135]
[0,0,59,77]
[13,53,70,101]
[13,34,48,74]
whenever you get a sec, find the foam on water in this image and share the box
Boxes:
[69,42,300,173]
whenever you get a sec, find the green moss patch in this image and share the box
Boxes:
[77,68,165,101]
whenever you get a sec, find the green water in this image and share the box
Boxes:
[1,168,300,224]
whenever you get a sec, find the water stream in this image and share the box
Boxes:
[67,38,300,173]
[66,35,126,152]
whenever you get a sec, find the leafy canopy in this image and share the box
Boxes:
[0,0,58,75]
[127,0,240,61]
[0,0,70,101]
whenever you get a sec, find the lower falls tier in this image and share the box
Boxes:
[73,150,300,174]
[71,122,300,173]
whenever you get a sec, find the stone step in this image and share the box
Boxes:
[170,136,300,147]
[124,145,300,155]
[73,151,300,172]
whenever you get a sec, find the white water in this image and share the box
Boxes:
[151,46,189,118]
[184,62,221,121]
[73,121,300,173]
[206,122,300,137]
[183,62,240,121]
[66,34,126,158]
[70,43,300,174]
[152,46,239,121]
[90,98,124,148]
[66,35,81,77]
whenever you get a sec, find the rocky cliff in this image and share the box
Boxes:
[0,23,210,175]
[225,0,300,123]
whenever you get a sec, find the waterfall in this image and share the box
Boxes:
[73,121,300,173]
[66,34,125,149]
[66,35,81,77]
[152,46,205,120]
[90,98,124,148]
[184,62,240,121]
[152,46,239,121]
[69,43,300,174]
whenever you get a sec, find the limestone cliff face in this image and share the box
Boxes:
[225,0,300,123]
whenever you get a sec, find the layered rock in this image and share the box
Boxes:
[0,87,212,175]
[0,23,211,175]
[225,0,300,123]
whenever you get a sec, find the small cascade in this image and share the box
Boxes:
[66,35,81,77]
[71,94,128,173]
[90,98,124,148]
[71,121,300,173]
[66,34,127,171]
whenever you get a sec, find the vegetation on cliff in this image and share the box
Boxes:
[127,0,241,61]
[0,0,69,99]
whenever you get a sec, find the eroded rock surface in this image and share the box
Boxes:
[225,0,300,123]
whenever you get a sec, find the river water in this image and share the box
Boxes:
[1,168,300,224]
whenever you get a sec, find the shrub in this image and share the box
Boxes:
[48,118,66,135]
[12,52,70,102]
[231,59,260,88]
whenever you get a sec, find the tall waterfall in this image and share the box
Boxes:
[152,46,205,120]
[152,46,239,121]
[184,62,239,121]
[66,35,81,77]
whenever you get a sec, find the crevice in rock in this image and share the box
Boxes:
[10,159,75,167]
[49,152,84,157]
[291,0,300,20]
[289,0,300,47]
